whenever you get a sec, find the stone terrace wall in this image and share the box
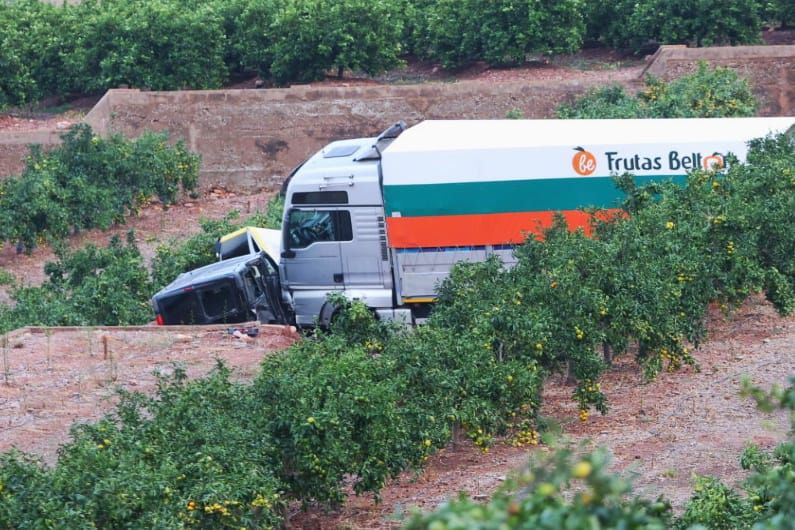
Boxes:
[82,79,625,192]
[643,45,795,116]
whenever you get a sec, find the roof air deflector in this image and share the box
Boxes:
[356,120,407,161]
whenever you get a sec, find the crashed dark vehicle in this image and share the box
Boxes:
[151,252,289,326]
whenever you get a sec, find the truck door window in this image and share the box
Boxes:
[287,210,352,249]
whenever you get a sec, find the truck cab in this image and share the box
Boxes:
[279,124,404,327]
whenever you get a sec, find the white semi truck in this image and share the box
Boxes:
[152,117,795,327]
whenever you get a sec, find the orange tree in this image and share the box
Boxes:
[0,124,199,252]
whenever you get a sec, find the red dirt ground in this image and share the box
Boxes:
[0,324,297,465]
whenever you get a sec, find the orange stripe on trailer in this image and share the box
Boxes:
[385,210,621,248]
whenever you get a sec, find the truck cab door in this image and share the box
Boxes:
[280,208,351,324]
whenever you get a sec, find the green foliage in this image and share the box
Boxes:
[741,444,773,472]
[267,0,404,84]
[0,124,199,251]
[641,63,758,118]
[0,269,14,286]
[0,364,285,529]
[229,0,278,79]
[403,447,672,529]
[0,9,36,108]
[0,0,405,102]
[629,0,763,48]
[256,193,286,230]
[0,0,78,105]
[0,0,780,102]
[668,377,795,530]
[0,232,154,333]
[151,212,245,290]
[431,130,795,412]
[68,0,228,92]
[762,0,795,26]
[412,0,584,69]
[584,0,763,51]
[557,84,646,119]
[559,63,757,119]
[251,296,542,503]
[1,130,795,527]
[402,377,795,529]
[677,476,756,530]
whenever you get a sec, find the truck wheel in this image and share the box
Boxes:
[318,300,339,330]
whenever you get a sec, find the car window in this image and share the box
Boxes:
[199,283,238,319]
[159,293,202,325]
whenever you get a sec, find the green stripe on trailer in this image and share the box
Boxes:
[383,174,686,217]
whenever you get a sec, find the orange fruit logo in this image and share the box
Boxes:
[703,152,724,171]
[572,147,596,176]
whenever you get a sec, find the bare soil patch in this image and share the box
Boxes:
[0,324,297,465]
[291,295,795,529]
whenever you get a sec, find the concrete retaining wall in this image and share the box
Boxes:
[82,78,624,192]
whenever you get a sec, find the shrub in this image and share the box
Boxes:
[1,130,795,527]
[0,232,154,332]
[676,476,757,530]
[557,85,646,119]
[413,0,584,69]
[150,212,246,290]
[67,0,228,92]
[0,364,285,529]
[0,10,36,108]
[628,0,763,49]
[267,0,405,84]
[0,124,199,251]
[558,63,757,119]
[763,0,795,26]
[585,0,763,51]
[0,0,80,103]
[402,447,672,529]
[228,0,278,80]
[151,194,284,290]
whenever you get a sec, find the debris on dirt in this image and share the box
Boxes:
[227,326,260,338]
